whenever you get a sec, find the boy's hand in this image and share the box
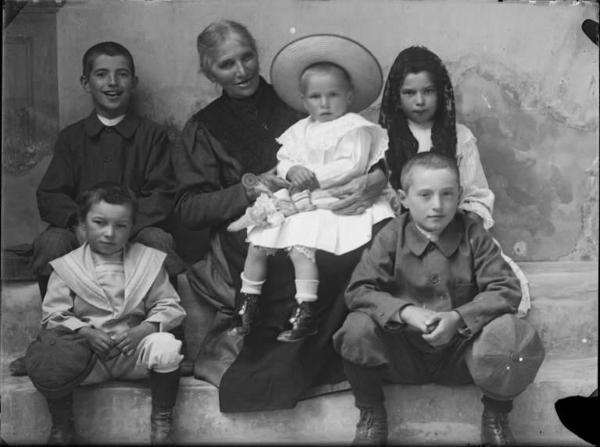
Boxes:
[421,311,464,347]
[287,165,319,192]
[78,326,114,356]
[112,322,158,356]
[398,306,437,333]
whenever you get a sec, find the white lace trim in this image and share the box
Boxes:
[277,113,389,171]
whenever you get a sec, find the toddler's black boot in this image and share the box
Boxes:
[150,369,180,445]
[353,404,388,445]
[46,393,76,445]
[230,293,260,336]
[277,301,319,342]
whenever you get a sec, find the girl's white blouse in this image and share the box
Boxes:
[407,120,495,230]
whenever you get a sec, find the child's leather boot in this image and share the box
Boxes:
[230,293,260,336]
[353,404,388,445]
[481,407,515,445]
[46,394,76,445]
[277,301,319,342]
[150,369,180,445]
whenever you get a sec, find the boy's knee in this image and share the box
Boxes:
[333,312,385,365]
[134,227,186,276]
[140,332,183,373]
[134,226,174,251]
[32,227,79,275]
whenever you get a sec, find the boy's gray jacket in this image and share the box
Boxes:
[345,212,521,337]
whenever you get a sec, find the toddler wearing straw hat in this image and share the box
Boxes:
[227,35,394,342]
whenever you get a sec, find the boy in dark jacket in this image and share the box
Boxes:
[11,41,185,376]
[333,153,544,445]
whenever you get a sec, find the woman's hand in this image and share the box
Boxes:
[326,168,387,215]
[286,165,320,192]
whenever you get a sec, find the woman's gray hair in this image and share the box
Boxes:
[196,20,258,78]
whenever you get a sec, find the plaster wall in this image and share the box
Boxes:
[3,0,598,261]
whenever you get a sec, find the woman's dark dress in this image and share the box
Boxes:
[173,78,382,411]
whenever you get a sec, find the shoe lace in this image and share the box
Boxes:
[358,408,386,433]
[289,306,302,324]
[484,412,510,441]
[238,300,247,316]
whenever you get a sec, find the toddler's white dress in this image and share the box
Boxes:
[247,113,394,255]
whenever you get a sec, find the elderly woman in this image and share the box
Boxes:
[172,20,389,412]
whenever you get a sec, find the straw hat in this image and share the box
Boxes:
[270,34,383,113]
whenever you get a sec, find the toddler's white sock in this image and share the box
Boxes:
[294,279,319,303]
[240,272,265,295]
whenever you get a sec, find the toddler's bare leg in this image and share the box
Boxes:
[243,244,269,282]
[289,246,318,282]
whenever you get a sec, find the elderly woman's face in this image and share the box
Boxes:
[208,34,260,98]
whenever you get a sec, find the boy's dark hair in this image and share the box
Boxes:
[77,182,138,224]
[400,152,460,192]
[299,62,353,94]
[82,41,135,78]
[379,46,457,190]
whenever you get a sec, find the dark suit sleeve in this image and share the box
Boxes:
[345,219,415,328]
[36,131,79,228]
[172,118,250,230]
[454,222,521,336]
[134,126,176,233]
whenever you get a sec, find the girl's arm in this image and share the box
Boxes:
[456,125,495,230]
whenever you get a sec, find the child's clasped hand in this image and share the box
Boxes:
[422,311,463,347]
[286,165,320,192]
[399,306,463,347]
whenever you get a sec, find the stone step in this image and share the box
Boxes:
[519,262,598,358]
[1,262,598,359]
[1,356,595,445]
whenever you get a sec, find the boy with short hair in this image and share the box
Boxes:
[333,152,545,445]
[33,40,183,296]
[25,183,186,445]
[11,41,185,377]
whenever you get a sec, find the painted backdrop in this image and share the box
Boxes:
[2,0,598,262]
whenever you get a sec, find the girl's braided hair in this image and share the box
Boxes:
[379,46,457,189]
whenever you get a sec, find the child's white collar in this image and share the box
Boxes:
[414,222,440,242]
[97,114,125,127]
